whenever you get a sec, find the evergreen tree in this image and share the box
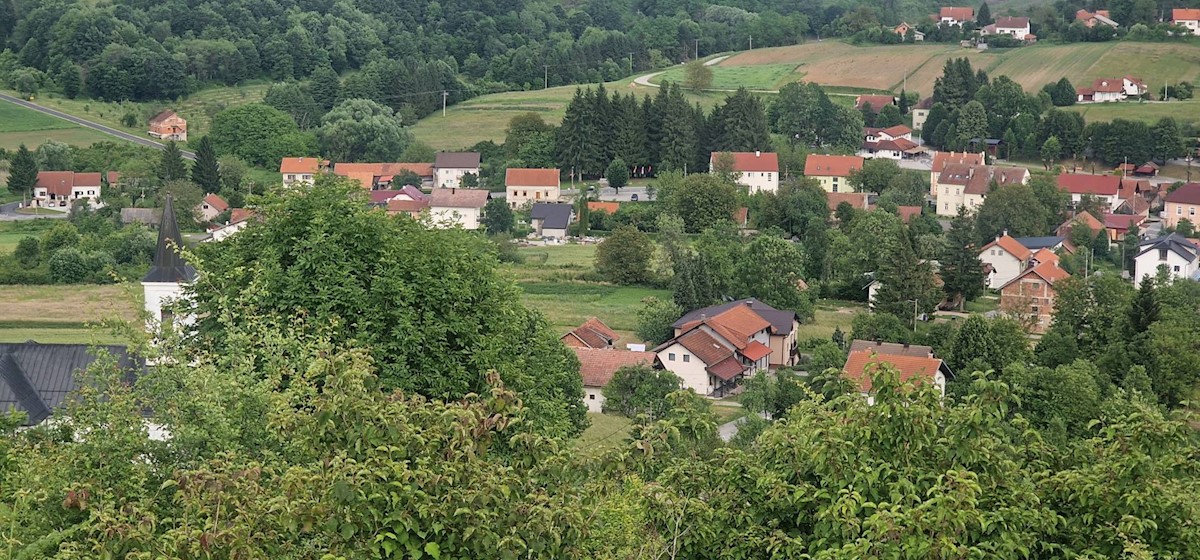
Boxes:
[956,100,988,149]
[876,104,903,127]
[659,87,698,173]
[922,103,949,144]
[673,252,721,311]
[191,136,221,192]
[713,88,771,152]
[874,234,940,321]
[556,88,595,180]
[308,64,341,110]
[1001,128,1017,159]
[58,63,81,99]
[589,84,615,173]
[976,2,993,25]
[158,141,189,182]
[576,184,590,237]
[1152,117,1185,162]
[613,94,647,169]
[644,90,666,171]
[1054,78,1076,106]
[898,89,910,114]
[940,206,986,310]
[1128,276,1160,335]
[7,143,38,196]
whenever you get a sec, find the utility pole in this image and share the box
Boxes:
[442,91,448,117]
[543,66,549,90]
[628,52,634,74]
[907,299,918,332]
[694,39,699,60]
[749,35,753,50]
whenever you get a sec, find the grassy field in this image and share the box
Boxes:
[0,284,140,344]
[575,405,746,453]
[0,101,114,150]
[653,63,804,91]
[0,220,56,255]
[1065,98,1200,123]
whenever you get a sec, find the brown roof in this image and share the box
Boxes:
[386,198,429,214]
[1117,196,1151,216]
[939,6,974,20]
[588,201,621,214]
[149,110,178,124]
[1172,8,1200,21]
[805,154,864,177]
[938,163,990,195]
[742,340,772,361]
[981,234,1032,261]
[1057,211,1104,236]
[994,16,1029,28]
[202,193,229,213]
[826,192,870,212]
[863,138,920,152]
[1165,183,1200,205]
[1090,78,1124,94]
[707,356,746,381]
[1031,248,1059,265]
[573,347,656,388]
[1058,174,1120,196]
[334,163,434,188]
[667,328,737,368]
[931,151,984,173]
[847,339,933,357]
[897,205,922,223]
[429,188,489,208]
[710,151,779,173]
[843,350,946,393]
[1000,261,1070,290]
[280,157,321,174]
[434,152,481,169]
[879,125,912,138]
[992,166,1028,186]
[678,304,771,352]
[1103,213,1145,231]
[229,208,254,225]
[35,171,76,196]
[506,168,560,187]
[855,95,896,112]
[561,317,620,349]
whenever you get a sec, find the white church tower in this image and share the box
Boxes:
[142,195,197,332]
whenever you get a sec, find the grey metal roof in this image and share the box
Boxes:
[433,152,481,169]
[1013,236,1065,250]
[672,299,798,335]
[531,203,574,230]
[1136,233,1198,262]
[142,195,197,283]
[0,343,142,425]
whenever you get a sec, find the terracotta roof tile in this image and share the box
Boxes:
[897,205,922,223]
[707,356,746,381]
[588,201,620,214]
[506,168,560,187]
[1031,248,1059,265]
[1174,8,1200,21]
[1058,211,1104,235]
[843,350,946,393]
[35,171,75,196]
[940,6,974,20]
[202,193,229,212]
[742,340,771,361]
[855,95,896,112]
[1103,213,1144,230]
[573,347,656,387]
[1057,173,1121,196]
[710,151,779,173]
[561,317,619,349]
[1165,183,1200,205]
[280,157,321,174]
[995,16,1029,28]
[827,192,870,212]
[931,151,984,173]
[981,234,1032,261]
[670,328,737,366]
[999,261,1070,290]
[386,198,429,214]
[805,154,863,177]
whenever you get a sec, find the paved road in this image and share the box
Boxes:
[0,93,196,160]
[0,201,67,221]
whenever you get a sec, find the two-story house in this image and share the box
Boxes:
[433,152,482,188]
[929,151,985,197]
[1171,8,1200,35]
[979,233,1032,289]
[804,154,864,193]
[672,299,800,368]
[1163,182,1200,229]
[936,7,974,26]
[982,16,1032,40]
[32,171,117,208]
[505,168,561,208]
[1134,234,1200,283]
[934,164,1028,216]
[148,110,187,142]
[710,151,780,193]
[197,193,228,222]
[574,346,659,413]
[279,157,324,187]
[428,187,490,229]
[655,304,773,396]
[860,125,920,160]
[1057,173,1122,211]
[999,259,1071,333]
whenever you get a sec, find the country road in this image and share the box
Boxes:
[0,93,196,160]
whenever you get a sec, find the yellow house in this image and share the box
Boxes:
[1164,182,1200,229]
[803,154,864,193]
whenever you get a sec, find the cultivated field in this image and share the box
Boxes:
[0,102,112,150]
[0,284,140,345]
[1066,98,1200,124]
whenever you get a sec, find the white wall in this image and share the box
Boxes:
[584,387,605,413]
[507,185,561,208]
[282,173,314,187]
[657,342,712,395]
[429,207,481,230]
[980,248,1024,289]
[142,281,191,332]
[1135,249,1197,283]
[735,171,778,194]
[436,168,479,189]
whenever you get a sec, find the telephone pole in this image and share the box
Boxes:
[544,66,549,90]
[442,91,448,117]
[749,35,753,50]
[694,39,699,60]
[628,52,634,74]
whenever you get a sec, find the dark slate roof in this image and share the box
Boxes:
[434,152,481,169]
[672,298,798,336]
[1137,233,1198,262]
[0,343,142,425]
[1013,236,1065,251]
[143,195,197,283]
[530,203,574,230]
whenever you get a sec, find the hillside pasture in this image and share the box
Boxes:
[0,284,140,345]
[0,102,112,150]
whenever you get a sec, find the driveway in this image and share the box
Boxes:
[0,93,196,160]
[0,201,68,221]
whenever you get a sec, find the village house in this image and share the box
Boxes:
[655,304,773,396]
[279,157,325,187]
[428,187,490,229]
[1076,9,1118,27]
[333,162,434,189]
[196,193,228,222]
[929,151,984,196]
[561,317,620,349]
[530,202,574,239]
[711,151,780,194]
[574,346,658,413]
[208,208,254,242]
[854,94,897,113]
[934,164,1028,216]
[433,152,481,188]
[842,346,952,404]
[1057,173,1122,212]
[999,258,1071,333]
[936,6,974,26]
[1103,213,1145,243]
[911,98,934,132]
[147,110,187,142]
[979,233,1032,289]
[1134,233,1200,283]
[367,186,429,218]
[894,22,925,40]
[31,171,117,208]
[0,343,144,426]
[860,125,920,160]
[1077,77,1146,103]
[1171,8,1200,35]
[1055,211,1105,239]
[826,192,872,214]
[505,168,561,208]
[1163,182,1200,229]
[673,299,800,368]
[982,16,1033,41]
[805,154,864,193]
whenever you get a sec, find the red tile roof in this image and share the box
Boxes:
[1166,183,1200,205]
[1031,248,1059,265]
[667,328,737,367]
[708,356,746,381]
[34,171,76,196]
[1103,213,1145,231]
[855,95,896,112]
[994,16,1030,28]
[429,188,489,208]
[573,347,657,388]
[843,350,946,393]
[742,340,771,361]
[506,168,560,187]
[149,110,178,124]
[229,208,254,224]
[826,192,870,212]
[805,154,864,177]
[863,138,920,152]
[1090,78,1124,94]
[1057,173,1120,196]
[897,205,922,223]
[1000,261,1070,290]
[386,198,429,214]
[280,157,321,174]
[931,151,984,173]
[561,317,620,349]
[939,6,974,20]
[1057,211,1104,235]
[588,201,621,214]
[202,193,229,213]
[679,305,771,353]
[981,234,1032,261]
[939,163,991,195]
[710,151,779,173]
[1172,8,1200,21]
[880,125,912,138]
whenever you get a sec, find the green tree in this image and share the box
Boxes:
[13,236,40,267]
[683,60,713,92]
[158,141,188,182]
[956,100,989,149]
[1128,276,1160,335]
[940,206,985,309]
[57,62,81,99]
[740,369,809,420]
[317,98,411,163]
[505,112,555,158]
[307,63,341,110]
[263,82,323,129]
[672,251,721,311]
[873,234,939,321]
[482,197,514,235]
[875,104,903,127]
[977,1,993,25]
[659,173,738,233]
[41,221,80,254]
[6,143,37,196]
[190,136,221,193]
[636,296,682,345]
[605,158,629,192]
[975,183,1051,242]
[734,235,812,317]
[601,365,682,419]
[710,88,771,152]
[848,158,900,194]
[190,176,586,437]
[595,225,655,285]
[35,139,71,170]
[945,315,1031,374]
[210,103,305,167]
[1152,117,1185,162]
[1040,136,1061,170]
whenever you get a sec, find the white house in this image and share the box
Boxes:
[279,157,322,187]
[979,234,1032,289]
[654,304,773,396]
[983,16,1032,40]
[197,193,228,222]
[505,168,561,209]
[433,152,481,188]
[1057,174,1122,212]
[1134,234,1200,283]
[934,164,1029,217]
[1171,8,1200,35]
[428,188,490,229]
[710,151,779,194]
[843,349,951,404]
[572,346,658,413]
[31,171,115,208]
[1121,76,1148,97]
[529,202,574,239]
[937,6,974,26]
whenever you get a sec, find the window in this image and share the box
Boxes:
[668,353,676,361]
[1175,265,1181,272]
[1191,207,1196,216]
[1178,206,1183,215]
[1160,249,1169,260]
[288,174,295,180]
[588,394,595,400]
[1031,305,1039,313]
[683,354,690,363]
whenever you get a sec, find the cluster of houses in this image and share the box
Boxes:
[1077,76,1148,103]
[903,7,1034,42]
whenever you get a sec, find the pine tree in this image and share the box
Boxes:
[556,88,593,180]
[613,94,647,169]
[714,88,771,152]
[659,87,698,173]
[590,84,615,172]
[898,89,910,114]
[191,136,221,192]
[673,252,720,311]
[644,91,665,171]
[309,64,341,110]
[7,144,38,196]
[1128,276,1160,335]
[940,206,986,310]
[875,234,940,321]
[977,2,993,25]
[159,141,188,182]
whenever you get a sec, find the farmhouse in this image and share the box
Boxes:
[506,168,562,208]
[999,260,1071,333]
[1134,233,1200,283]
[561,317,620,350]
[854,94,896,113]
[1163,182,1200,229]
[655,304,773,396]
[428,187,489,229]
[673,299,800,368]
[147,110,187,142]
[279,157,325,187]
[1171,8,1200,35]
[197,193,228,222]
[710,151,779,194]
[936,6,974,26]
[433,152,481,188]
[32,171,117,208]
[982,17,1032,41]
[573,346,658,413]
[929,151,984,196]
[333,162,434,189]
[842,347,951,404]
[1057,174,1122,211]
[1075,9,1118,27]
[529,202,573,239]
[804,154,864,193]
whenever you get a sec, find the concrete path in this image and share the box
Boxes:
[0,93,196,160]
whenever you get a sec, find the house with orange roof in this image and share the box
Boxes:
[505,168,561,209]
[1055,211,1105,238]
[573,346,659,413]
[1171,8,1200,35]
[1076,9,1117,27]
[929,151,985,197]
[673,299,800,367]
[655,303,774,395]
[333,162,434,189]
[587,201,621,215]
[561,317,620,349]
[979,233,1032,289]
[804,154,864,193]
[710,151,780,193]
[842,348,952,404]
[279,157,325,187]
[197,193,229,222]
[207,208,255,242]
[148,110,187,142]
[999,260,1071,333]
[826,192,871,214]
[936,6,974,26]
[894,22,924,40]
[31,171,117,208]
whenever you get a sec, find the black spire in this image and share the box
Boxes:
[142,195,197,283]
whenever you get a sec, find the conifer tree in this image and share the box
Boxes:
[940,206,986,310]
[7,143,38,196]
[977,2,993,25]
[1128,276,1160,335]
[875,234,940,321]
[659,87,698,173]
[556,88,593,180]
[191,136,221,193]
[159,141,189,182]
[713,88,771,152]
[308,64,341,110]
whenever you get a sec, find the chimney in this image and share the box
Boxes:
[700,313,707,320]
[755,150,761,157]
[451,187,456,194]
[1002,229,1008,237]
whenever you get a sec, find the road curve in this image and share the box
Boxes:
[0,93,196,160]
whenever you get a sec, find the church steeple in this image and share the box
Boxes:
[142,194,196,283]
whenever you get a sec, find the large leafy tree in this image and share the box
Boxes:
[602,365,682,419]
[733,235,811,317]
[263,82,323,129]
[317,98,411,163]
[481,197,513,235]
[658,173,738,233]
[595,225,655,285]
[210,103,312,167]
[189,176,586,437]
[975,183,1052,242]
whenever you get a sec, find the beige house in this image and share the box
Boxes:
[279,157,323,187]
[672,299,799,368]
[804,154,864,193]
[428,188,490,229]
[842,348,950,404]
[929,151,984,197]
[655,304,773,396]
[710,151,780,194]
[31,171,117,208]
[433,152,481,188]
[197,193,228,222]
[505,168,561,208]
[148,110,187,142]
[934,164,1029,216]
[1163,182,1200,229]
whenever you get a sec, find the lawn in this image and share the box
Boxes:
[0,284,141,345]
[793,303,863,341]
[574,413,633,453]
[1066,98,1200,125]
[0,101,113,150]
[652,63,801,91]
[0,219,56,255]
